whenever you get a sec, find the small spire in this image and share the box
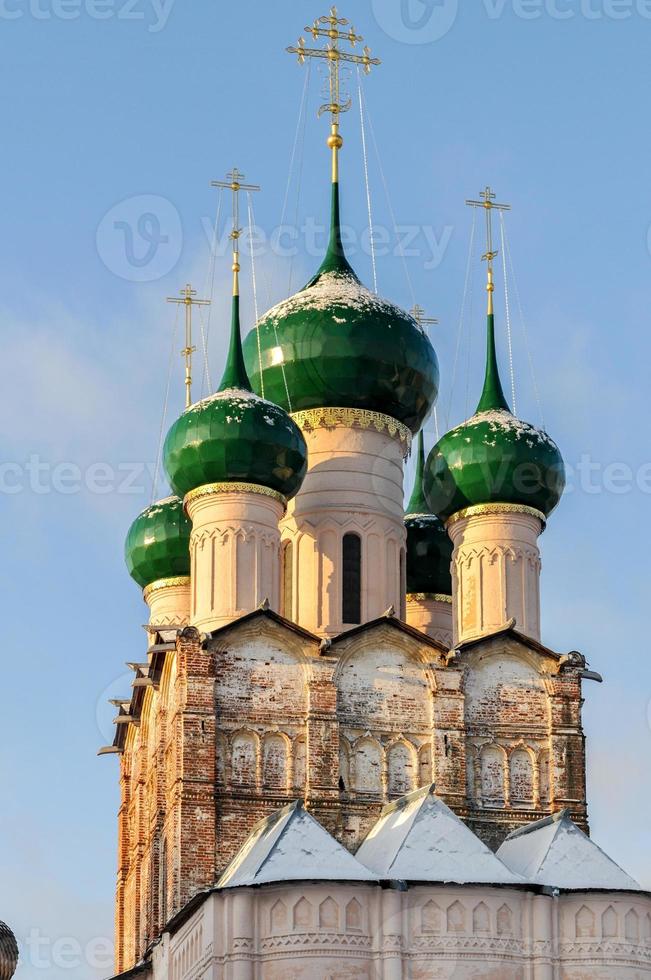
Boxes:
[210,168,261,393]
[313,180,356,279]
[476,313,510,413]
[406,431,431,515]
[465,186,512,414]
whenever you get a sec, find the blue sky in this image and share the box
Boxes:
[2,1,651,976]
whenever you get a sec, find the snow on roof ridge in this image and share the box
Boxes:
[356,785,522,885]
[377,783,435,818]
[497,812,640,890]
[504,808,570,841]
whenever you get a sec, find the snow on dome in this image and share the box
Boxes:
[452,408,557,450]
[186,387,282,415]
[261,269,415,328]
[217,801,376,888]
[356,785,522,885]
[497,810,640,891]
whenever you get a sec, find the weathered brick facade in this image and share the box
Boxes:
[113,612,589,973]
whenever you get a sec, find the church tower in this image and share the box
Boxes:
[424,188,565,645]
[103,12,649,980]
[242,16,438,636]
[163,173,307,633]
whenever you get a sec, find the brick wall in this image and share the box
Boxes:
[114,617,588,971]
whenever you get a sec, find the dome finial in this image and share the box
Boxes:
[287,8,380,179]
[287,9,380,278]
[211,167,261,393]
[167,283,211,409]
[466,186,512,413]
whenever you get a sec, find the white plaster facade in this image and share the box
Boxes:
[448,506,543,645]
[405,594,453,648]
[144,579,191,628]
[280,413,409,637]
[151,884,651,980]
[186,487,284,632]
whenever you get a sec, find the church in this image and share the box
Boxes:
[103,9,651,979]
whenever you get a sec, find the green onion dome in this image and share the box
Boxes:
[424,313,565,523]
[0,921,18,980]
[242,183,439,434]
[125,496,191,589]
[405,431,453,596]
[163,296,308,501]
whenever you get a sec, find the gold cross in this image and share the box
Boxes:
[411,305,439,331]
[287,7,381,179]
[466,186,511,314]
[211,168,260,295]
[167,283,211,409]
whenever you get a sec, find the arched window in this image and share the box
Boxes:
[399,547,406,619]
[282,541,293,619]
[342,533,362,624]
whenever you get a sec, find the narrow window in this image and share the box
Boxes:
[342,533,362,624]
[282,541,293,618]
[399,547,406,620]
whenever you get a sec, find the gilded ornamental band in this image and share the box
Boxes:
[445,502,547,529]
[184,482,287,509]
[406,593,453,604]
[143,576,191,602]
[291,406,412,458]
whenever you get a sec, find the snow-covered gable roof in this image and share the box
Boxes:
[355,785,522,885]
[497,810,640,891]
[217,801,376,888]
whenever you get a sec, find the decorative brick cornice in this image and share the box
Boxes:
[291,407,412,459]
